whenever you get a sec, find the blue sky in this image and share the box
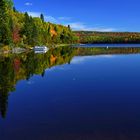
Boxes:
[13,0,140,32]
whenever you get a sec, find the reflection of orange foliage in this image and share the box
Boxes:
[13,58,21,73]
[50,29,57,36]
[50,55,56,64]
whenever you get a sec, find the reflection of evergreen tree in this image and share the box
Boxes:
[0,57,15,118]
[24,52,36,80]
[0,90,8,118]
[41,70,45,77]
[0,47,75,118]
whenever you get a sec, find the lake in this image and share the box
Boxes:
[74,43,140,48]
[1,45,140,140]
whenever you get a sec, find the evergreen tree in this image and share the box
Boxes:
[22,12,40,46]
[7,0,13,9]
[40,13,44,22]
[13,6,17,12]
[31,20,39,46]
[22,12,32,44]
[0,0,12,45]
[68,25,71,31]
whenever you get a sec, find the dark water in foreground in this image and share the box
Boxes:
[1,46,140,140]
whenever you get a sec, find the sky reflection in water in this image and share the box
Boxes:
[0,46,140,140]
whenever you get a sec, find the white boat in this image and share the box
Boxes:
[34,50,48,54]
[34,46,49,52]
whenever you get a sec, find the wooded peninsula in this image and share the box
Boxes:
[0,0,78,50]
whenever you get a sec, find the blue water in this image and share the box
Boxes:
[1,47,140,140]
[74,43,140,48]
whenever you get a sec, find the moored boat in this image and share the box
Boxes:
[34,46,49,52]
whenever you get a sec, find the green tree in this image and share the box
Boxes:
[68,25,71,31]
[7,0,13,9]
[0,0,13,45]
[13,6,17,12]
[22,12,33,45]
[31,20,39,46]
[40,13,44,22]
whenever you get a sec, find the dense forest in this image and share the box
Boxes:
[1,0,140,51]
[75,31,140,44]
[0,0,78,49]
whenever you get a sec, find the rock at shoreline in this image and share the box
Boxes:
[12,48,26,54]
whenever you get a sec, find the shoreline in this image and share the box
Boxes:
[1,43,140,54]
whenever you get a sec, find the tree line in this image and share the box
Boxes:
[0,0,78,49]
[75,31,140,44]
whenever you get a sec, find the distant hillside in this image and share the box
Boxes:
[74,31,140,44]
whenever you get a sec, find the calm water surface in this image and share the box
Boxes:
[75,43,140,48]
[1,46,140,140]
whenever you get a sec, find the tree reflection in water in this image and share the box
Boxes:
[0,46,140,118]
